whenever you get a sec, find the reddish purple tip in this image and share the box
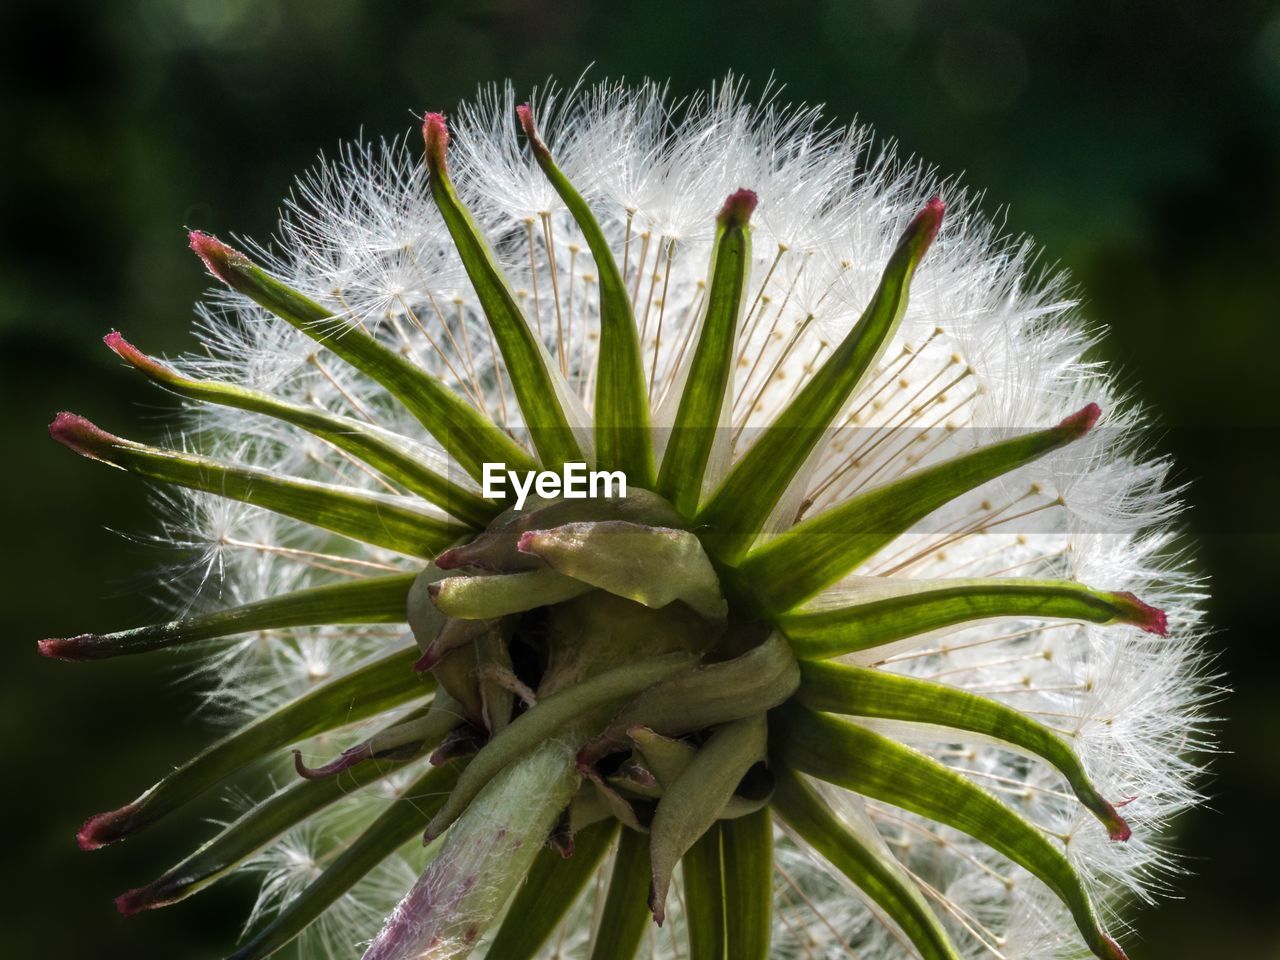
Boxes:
[422,112,450,172]
[1101,934,1130,960]
[1098,799,1133,842]
[115,886,160,917]
[620,762,659,791]
[38,635,94,662]
[115,888,145,917]
[909,197,946,251]
[104,331,175,381]
[411,648,440,673]
[516,103,550,157]
[48,412,119,460]
[434,546,467,570]
[77,804,138,851]
[1057,402,1102,439]
[717,188,758,229]
[293,746,371,781]
[516,103,534,134]
[1114,592,1169,636]
[188,230,241,284]
[648,886,667,926]
[515,531,540,555]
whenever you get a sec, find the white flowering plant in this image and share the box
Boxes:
[43,79,1212,959]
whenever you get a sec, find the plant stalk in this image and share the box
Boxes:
[361,736,582,960]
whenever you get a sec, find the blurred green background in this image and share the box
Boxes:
[3,0,1277,956]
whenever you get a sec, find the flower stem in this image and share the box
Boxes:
[361,735,583,960]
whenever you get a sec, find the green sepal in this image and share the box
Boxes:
[519,105,654,483]
[475,623,517,735]
[114,706,439,915]
[293,695,460,780]
[630,726,698,785]
[105,332,497,527]
[795,659,1133,840]
[429,643,486,728]
[568,777,618,831]
[720,807,774,960]
[76,646,430,850]
[435,489,684,573]
[42,573,415,661]
[485,820,619,960]
[771,766,962,960]
[680,824,726,958]
[227,760,464,960]
[429,568,593,619]
[774,704,1127,960]
[417,616,500,674]
[422,115,585,468]
[733,404,1101,614]
[588,827,653,960]
[580,632,798,766]
[583,771,651,833]
[628,727,773,820]
[655,191,756,516]
[647,714,767,923]
[780,576,1167,659]
[698,199,943,561]
[189,232,535,484]
[406,562,450,655]
[50,414,462,559]
[425,650,698,840]
[519,520,727,620]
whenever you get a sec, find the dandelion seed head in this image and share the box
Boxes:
[53,76,1212,960]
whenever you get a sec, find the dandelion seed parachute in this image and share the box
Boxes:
[42,76,1212,960]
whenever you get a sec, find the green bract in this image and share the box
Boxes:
[41,99,1167,960]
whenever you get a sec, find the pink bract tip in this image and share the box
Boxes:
[1057,402,1102,438]
[38,636,89,662]
[516,103,549,156]
[910,197,946,249]
[104,331,172,380]
[422,112,450,171]
[717,188,758,229]
[115,887,156,917]
[434,546,466,569]
[77,805,136,851]
[188,230,239,284]
[49,412,117,459]
[1099,799,1133,842]
[1102,934,1130,960]
[515,530,540,555]
[293,746,370,781]
[1116,592,1169,636]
